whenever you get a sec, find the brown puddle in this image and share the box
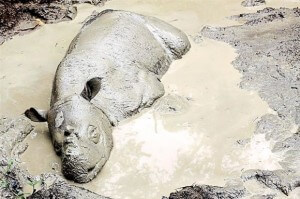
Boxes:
[1,0,299,198]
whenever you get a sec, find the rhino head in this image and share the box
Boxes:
[25,78,113,183]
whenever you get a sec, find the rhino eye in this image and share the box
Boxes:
[88,125,99,144]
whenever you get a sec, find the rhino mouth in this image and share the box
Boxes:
[60,135,110,183]
[61,152,105,183]
[62,159,91,182]
[62,155,88,182]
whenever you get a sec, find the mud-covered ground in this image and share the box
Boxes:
[1,1,300,199]
[0,116,110,198]
[166,7,300,199]
[0,0,106,44]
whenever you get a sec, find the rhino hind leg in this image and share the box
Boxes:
[145,16,191,60]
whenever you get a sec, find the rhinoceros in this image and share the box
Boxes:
[25,9,190,183]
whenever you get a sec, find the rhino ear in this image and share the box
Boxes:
[81,77,102,101]
[25,108,48,122]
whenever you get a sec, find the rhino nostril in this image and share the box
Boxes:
[64,131,71,136]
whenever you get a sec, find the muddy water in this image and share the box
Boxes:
[1,0,299,198]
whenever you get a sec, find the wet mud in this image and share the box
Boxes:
[169,6,300,199]
[1,0,300,198]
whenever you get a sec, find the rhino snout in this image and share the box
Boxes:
[62,154,104,183]
[61,153,90,182]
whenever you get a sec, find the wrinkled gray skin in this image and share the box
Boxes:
[25,9,190,183]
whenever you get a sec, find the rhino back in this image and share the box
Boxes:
[52,10,190,123]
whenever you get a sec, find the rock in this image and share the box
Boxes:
[241,169,300,196]
[0,116,34,162]
[241,0,266,7]
[0,116,34,198]
[70,0,106,5]
[17,21,38,31]
[28,180,109,199]
[272,131,300,152]
[250,194,276,199]
[192,34,203,44]
[272,129,300,172]
[236,138,250,146]
[164,184,246,199]
[154,94,190,115]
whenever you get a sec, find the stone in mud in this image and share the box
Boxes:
[164,184,246,199]
[192,34,203,44]
[0,116,33,199]
[250,194,276,199]
[0,116,34,165]
[241,169,300,196]
[70,0,106,5]
[25,9,190,183]
[0,116,108,198]
[27,180,109,199]
[241,0,266,7]
[273,131,300,152]
[272,129,300,172]
[236,138,250,147]
[253,114,292,141]
[252,115,300,173]
[154,94,190,115]
[24,3,78,22]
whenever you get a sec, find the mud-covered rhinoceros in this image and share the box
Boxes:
[25,9,190,183]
